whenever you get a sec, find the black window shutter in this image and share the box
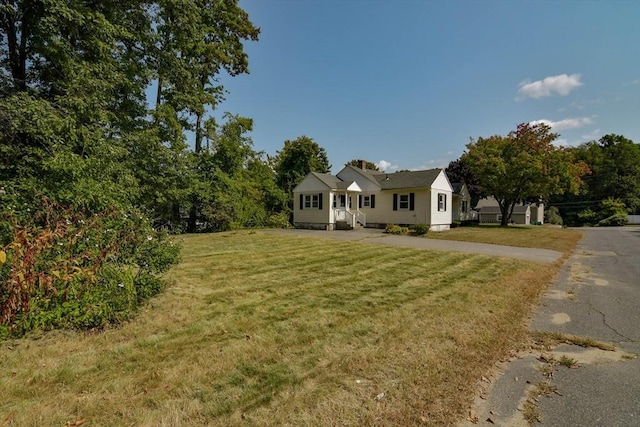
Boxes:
[371,195,376,209]
[358,195,362,208]
[300,194,304,210]
[409,193,415,211]
[393,193,398,211]
[318,193,323,210]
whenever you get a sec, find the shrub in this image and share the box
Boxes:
[545,206,564,225]
[413,223,430,235]
[597,214,628,227]
[384,224,409,235]
[0,198,180,338]
[266,212,292,229]
[577,198,627,227]
[450,220,461,228]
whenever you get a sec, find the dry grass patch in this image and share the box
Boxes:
[427,224,581,254]
[1,231,561,426]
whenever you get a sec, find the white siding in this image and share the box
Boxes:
[293,174,329,192]
[430,171,453,228]
[336,167,381,192]
[293,191,333,228]
[364,189,431,226]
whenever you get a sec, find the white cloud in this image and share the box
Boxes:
[529,117,593,131]
[377,160,398,172]
[517,73,583,99]
[553,138,569,147]
[581,128,601,141]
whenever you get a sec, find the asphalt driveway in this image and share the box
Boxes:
[464,227,640,426]
[267,228,563,264]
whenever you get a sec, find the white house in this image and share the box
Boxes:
[293,162,453,231]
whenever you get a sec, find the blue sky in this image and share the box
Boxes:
[213,0,640,173]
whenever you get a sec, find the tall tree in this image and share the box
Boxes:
[462,123,589,226]
[577,135,640,213]
[273,136,331,196]
[550,134,640,225]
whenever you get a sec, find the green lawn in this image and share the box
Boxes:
[0,231,568,426]
[427,224,582,254]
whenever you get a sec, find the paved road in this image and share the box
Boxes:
[266,228,563,264]
[466,227,640,427]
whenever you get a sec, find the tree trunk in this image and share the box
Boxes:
[195,111,202,153]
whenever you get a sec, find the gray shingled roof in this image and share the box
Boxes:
[360,168,443,190]
[310,172,352,190]
[451,182,463,194]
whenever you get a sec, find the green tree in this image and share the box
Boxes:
[273,136,331,196]
[193,114,287,231]
[577,135,640,213]
[550,134,640,225]
[462,123,589,226]
[0,1,261,335]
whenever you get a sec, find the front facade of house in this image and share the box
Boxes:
[293,164,453,231]
[450,182,474,221]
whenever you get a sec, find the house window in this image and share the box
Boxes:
[359,194,376,209]
[461,200,467,213]
[399,194,410,210]
[303,194,320,209]
[438,193,447,211]
[393,193,414,211]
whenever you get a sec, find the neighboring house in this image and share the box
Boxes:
[450,182,475,221]
[293,161,453,231]
[475,197,544,225]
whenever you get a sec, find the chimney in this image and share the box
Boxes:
[358,159,366,170]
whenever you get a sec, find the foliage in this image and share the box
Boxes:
[551,134,640,225]
[384,224,409,235]
[577,198,629,227]
[462,123,589,226]
[266,212,293,229]
[545,206,564,225]
[0,198,180,338]
[347,159,379,171]
[273,136,331,196]
[413,223,430,235]
[0,0,276,336]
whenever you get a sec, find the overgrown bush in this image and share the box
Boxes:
[266,212,292,229]
[545,206,564,225]
[384,224,409,235]
[577,198,628,227]
[413,223,430,235]
[597,214,628,227]
[0,198,180,339]
[450,220,461,228]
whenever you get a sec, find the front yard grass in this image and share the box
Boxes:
[427,224,582,254]
[0,231,569,426]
